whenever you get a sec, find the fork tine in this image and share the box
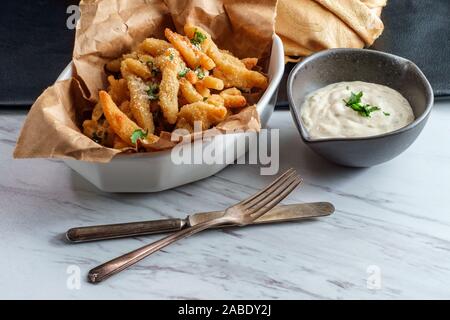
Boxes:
[247,177,302,220]
[242,170,299,211]
[239,168,296,206]
[245,174,301,216]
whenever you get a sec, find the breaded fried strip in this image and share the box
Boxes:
[200,76,224,90]
[184,25,267,90]
[195,82,210,97]
[179,78,203,104]
[241,57,258,70]
[220,87,247,108]
[184,25,213,52]
[119,100,134,120]
[178,101,227,130]
[175,117,194,133]
[100,91,159,147]
[106,52,139,73]
[107,75,129,105]
[205,94,225,107]
[126,75,155,134]
[211,57,268,90]
[164,28,215,70]
[185,70,198,84]
[138,38,172,56]
[121,58,152,80]
[156,48,185,124]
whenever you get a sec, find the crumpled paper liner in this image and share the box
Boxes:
[14,0,276,163]
[276,0,387,58]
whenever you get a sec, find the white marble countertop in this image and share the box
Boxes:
[1,102,450,299]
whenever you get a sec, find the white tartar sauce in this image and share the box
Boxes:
[300,81,415,139]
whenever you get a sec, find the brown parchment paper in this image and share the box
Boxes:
[14,0,277,162]
[276,0,387,59]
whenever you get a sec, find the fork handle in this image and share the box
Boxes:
[87,217,229,283]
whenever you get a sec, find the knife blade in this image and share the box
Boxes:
[66,202,334,243]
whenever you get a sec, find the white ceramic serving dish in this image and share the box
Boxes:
[59,34,284,192]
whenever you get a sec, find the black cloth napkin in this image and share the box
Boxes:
[372,0,450,99]
[0,0,76,106]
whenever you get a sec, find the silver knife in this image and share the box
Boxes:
[66,202,334,243]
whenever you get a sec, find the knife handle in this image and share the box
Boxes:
[66,218,186,243]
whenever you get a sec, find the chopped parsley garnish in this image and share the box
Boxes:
[343,91,381,117]
[169,53,174,61]
[203,97,208,101]
[383,112,390,116]
[195,67,205,79]
[178,68,190,77]
[147,83,159,100]
[130,129,148,145]
[190,30,207,46]
[345,91,363,106]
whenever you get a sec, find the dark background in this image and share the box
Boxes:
[0,0,448,107]
[0,0,77,106]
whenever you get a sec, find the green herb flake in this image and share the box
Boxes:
[190,30,207,46]
[130,129,148,145]
[147,83,159,100]
[169,53,174,61]
[343,91,363,106]
[343,91,381,117]
[178,68,190,78]
[383,112,391,116]
[203,97,208,101]
[195,67,205,79]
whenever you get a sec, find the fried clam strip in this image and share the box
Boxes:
[107,75,129,105]
[199,76,224,90]
[106,52,138,73]
[156,48,185,124]
[188,71,199,84]
[164,28,215,71]
[241,57,258,70]
[138,38,172,56]
[220,87,247,108]
[179,78,203,104]
[175,117,193,133]
[205,94,225,107]
[99,91,159,148]
[178,101,227,131]
[121,58,152,80]
[195,81,210,98]
[126,75,155,134]
[184,25,268,90]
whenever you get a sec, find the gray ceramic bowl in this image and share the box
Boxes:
[288,48,434,167]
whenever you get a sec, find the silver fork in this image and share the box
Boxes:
[88,168,302,283]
